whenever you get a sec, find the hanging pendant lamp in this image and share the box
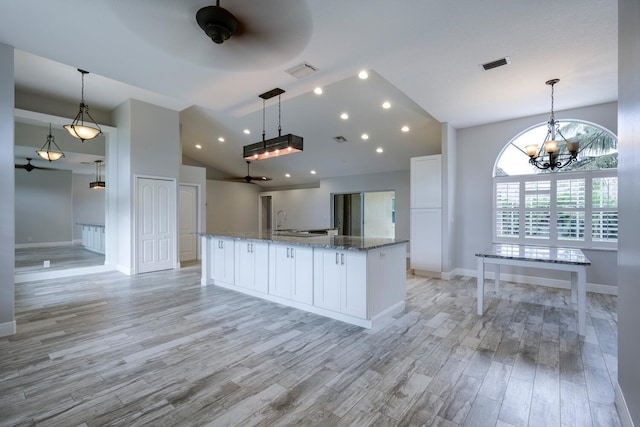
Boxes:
[64,69,102,142]
[242,88,303,160]
[36,123,65,161]
[90,160,106,189]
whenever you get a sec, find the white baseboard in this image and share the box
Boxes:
[0,320,16,337]
[116,265,134,276]
[449,268,617,295]
[15,264,116,283]
[413,269,442,279]
[615,382,635,427]
[15,241,74,249]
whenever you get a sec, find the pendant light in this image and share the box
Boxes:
[242,88,303,160]
[36,123,65,161]
[524,79,579,170]
[64,69,102,142]
[90,160,105,189]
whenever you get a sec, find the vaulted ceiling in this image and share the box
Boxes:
[1,0,618,187]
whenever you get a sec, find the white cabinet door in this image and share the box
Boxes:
[313,249,367,318]
[235,241,255,290]
[213,238,234,285]
[291,246,313,305]
[342,251,367,318]
[236,241,269,293]
[410,155,442,209]
[314,249,342,312]
[410,208,442,271]
[253,242,269,294]
[269,244,293,299]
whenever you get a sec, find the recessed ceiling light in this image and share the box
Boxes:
[243,129,250,135]
[310,170,316,175]
[314,87,323,95]
[382,101,391,109]
[361,133,369,140]
[195,144,202,149]
[285,173,291,178]
[218,137,225,142]
[376,147,383,153]
[358,70,368,79]
[401,126,410,133]
[340,113,349,120]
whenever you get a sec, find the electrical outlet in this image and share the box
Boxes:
[43,260,50,268]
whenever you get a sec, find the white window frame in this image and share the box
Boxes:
[494,169,617,249]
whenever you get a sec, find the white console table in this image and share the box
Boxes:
[476,244,590,336]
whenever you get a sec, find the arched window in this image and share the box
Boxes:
[493,120,618,248]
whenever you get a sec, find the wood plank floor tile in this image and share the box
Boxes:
[0,265,621,426]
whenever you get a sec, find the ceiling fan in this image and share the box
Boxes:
[225,161,272,184]
[15,158,56,172]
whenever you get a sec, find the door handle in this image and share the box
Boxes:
[336,253,339,264]
[251,243,254,253]
[341,253,345,265]
[287,247,290,258]
[290,248,294,259]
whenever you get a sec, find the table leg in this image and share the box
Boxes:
[570,271,578,304]
[477,257,485,315]
[577,267,586,336]
[494,264,501,293]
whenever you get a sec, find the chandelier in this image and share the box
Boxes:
[36,123,65,161]
[243,88,303,161]
[524,79,579,170]
[64,69,102,142]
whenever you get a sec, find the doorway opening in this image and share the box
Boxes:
[332,190,395,238]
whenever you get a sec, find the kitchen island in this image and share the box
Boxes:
[198,232,408,330]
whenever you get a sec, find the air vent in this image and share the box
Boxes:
[480,56,511,71]
[333,136,347,143]
[285,62,318,79]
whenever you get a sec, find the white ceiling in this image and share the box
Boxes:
[1,0,618,187]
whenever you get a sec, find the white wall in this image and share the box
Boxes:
[261,170,411,242]
[0,42,15,336]
[617,0,640,422]
[455,102,618,287]
[207,180,261,233]
[15,169,72,245]
[72,173,105,241]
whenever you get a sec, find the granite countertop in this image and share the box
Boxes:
[76,223,105,227]
[476,243,591,265]
[196,232,407,251]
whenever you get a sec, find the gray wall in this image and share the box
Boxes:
[617,0,640,422]
[455,102,619,287]
[0,42,15,335]
[111,99,180,274]
[206,179,261,233]
[180,164,207,235]
[72,173,105,240]
[15,169,72,244]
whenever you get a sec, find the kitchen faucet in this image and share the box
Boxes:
[276,210,287,230]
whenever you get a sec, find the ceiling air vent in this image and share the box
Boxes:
[333,136,347,143]
[285,62,318,79]
[480,56,511,71]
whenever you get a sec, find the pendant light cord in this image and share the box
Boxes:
[278,94,282,137]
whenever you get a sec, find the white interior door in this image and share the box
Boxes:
[137,177,176,273]
[179,185,197,262]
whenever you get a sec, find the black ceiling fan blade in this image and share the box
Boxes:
[224,161,272,183]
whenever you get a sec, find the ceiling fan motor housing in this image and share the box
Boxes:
[196,6,238,44]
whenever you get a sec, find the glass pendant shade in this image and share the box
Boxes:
[36,124,65,161]
[65,69,102,142]
[90,160,105,189]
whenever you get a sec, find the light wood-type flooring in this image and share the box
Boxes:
[0,264,620,426]
[15,244,104,274]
